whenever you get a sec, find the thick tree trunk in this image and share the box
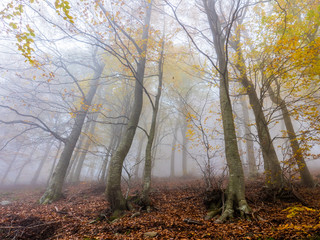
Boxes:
[203,0,251,222]
[267,84,314,187]
[31,141,53,184]
[40,61,104,204]
[141,38,164,206]
[240,96,258,178]
[233,37,283,188]
[104,1,153,214]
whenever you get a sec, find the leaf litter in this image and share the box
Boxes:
[1,178,320,239]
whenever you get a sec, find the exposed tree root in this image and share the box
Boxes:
[39,189,64,204]
[204,189,224,220]
[204,189,251,222]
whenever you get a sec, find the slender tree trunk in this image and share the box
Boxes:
[1,144,23,185]
[203,0,251,222]
[47,142,62,185]
[31,141,53,184]
[67,119,91,182]
[40,60,104,204]
[240,96,258,178]
[103,1,153,214]
[267,83,314,187]
[141,37,164,206]
[233,36,283,188]
[14,145,38,184]
[151,118,162,172]
[66,150,79,182]
[71,113,99,182]
[99,138,115,183]
[133,137,144,179]
[170,126,179,178]
[181,120,188,177]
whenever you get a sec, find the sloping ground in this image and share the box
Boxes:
[1,178,320,239]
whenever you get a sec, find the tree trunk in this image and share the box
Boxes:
[267,83,314,187]
[203,0,251,222]
[40,60,104,204]
[67,119,91,182]
[104,1,153,214]
[170,126,179,178]
[14,144,38,184]
[47,141,62,185]
[151,117,162,172]
[181,120,188,177]
[31,141,53,184]
[240,96,258,178]
[1,143,23,185]
[133,137,144,179]
[233,35,283,189]
[99,138,116,183]
[141,37,164,207]
[71,113,99,182]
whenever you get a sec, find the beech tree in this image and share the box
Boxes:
[240,96,258,178]
[40,51,105,204]
[98,0,153,215]
[231,24,283,189]
[244,0,319,187]
[166,0,252,221]
[141,34,164,208]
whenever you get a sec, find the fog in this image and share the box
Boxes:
[0,0,319,199]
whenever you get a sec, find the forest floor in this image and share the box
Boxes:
[1,177,320,239]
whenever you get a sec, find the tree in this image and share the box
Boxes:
[40,51,105,204]
[202,0,251,221]
[100,0,154,215]
[170,124,179,178]
[244,0,319,187]
[267,80,315,187]
[141,34,164,208]
[231,23,283,189]
[240,95,258,178]
[30,140,54,184]
[70,112,99,183]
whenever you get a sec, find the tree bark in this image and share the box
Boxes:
[141,37,164,206]
[47,142,62,185]
[233,35,283,189]
[71,112,99,182]
[203,0,251,222]
[240,96,258,178]
[66,119,91,182]
[99,138,116,183]
[40,59,104,204]
[104,1,153,214]
[267,82,314,187]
